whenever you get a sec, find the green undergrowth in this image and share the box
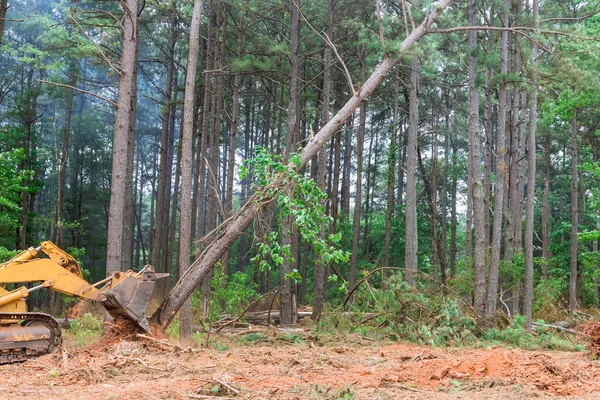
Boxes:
[484,315,586,351]
[64,312,102,346]
[312,274,587,352]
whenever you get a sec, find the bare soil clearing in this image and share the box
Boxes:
[2,332,600,399]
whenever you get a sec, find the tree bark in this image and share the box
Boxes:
[483,67,493,248]
[404,54,420,287]
[152,3,177,279]
[177,0,203,339]
[468,0,486,323]
[348,45,366,297]
[449,137,458,277]
[280,0,301,326]
[152,0,453,328]
[53,63,77,246]
[0,0,7,46]
[196,0,215,244]
[313,0,333,320]
[541,132,550,278]
[383,74,399,287]
[106,0,139,276]
[222,13,244,278]
[523,0,538,331]
[486,5,509,319]
[122,33,139,270]
[569,113,579,310]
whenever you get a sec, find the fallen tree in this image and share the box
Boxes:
[152,0,454,329]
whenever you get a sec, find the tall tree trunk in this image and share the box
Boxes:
[341,118,352,216]
[523,0,538,330]
[177,0,203,339]
[486,5,509,319]
[484,67,493,248]
[201,9,226,309]
[151,4,177,280]
[348,45,366,297]
[152,0,453,328]
[222,13,244,279]
[363,130,377,261]
[0,0,7,46]
[280,0,301,326]
[168,128,183,280]
[404,54,420,287]
[196,0,215,243]
[468,0,486,322]
[106,0,139,276]
[569,113,579,310]
[162,87,178,280]
[384,74,399,287]
[53,63,77,246]
[397,107,406,219]
[313,0,333,320]
[19,69,38,249]
[449,137,458,277]
[122,34,139,270]
[418,144,446,289]
[542,132,551,278]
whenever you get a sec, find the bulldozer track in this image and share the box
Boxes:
[0,312,62,365]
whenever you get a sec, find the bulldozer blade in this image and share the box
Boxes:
[101,267,168,334]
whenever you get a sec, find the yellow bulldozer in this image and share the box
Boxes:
[0,241,167,364]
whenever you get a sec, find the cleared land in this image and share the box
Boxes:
[1,329,600,399]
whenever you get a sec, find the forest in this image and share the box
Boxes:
[3,0,600,397]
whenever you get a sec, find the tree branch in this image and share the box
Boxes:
[428,25,598,41]
[70,15,122,76]
[295,0,355,95]
[37,79,117,107]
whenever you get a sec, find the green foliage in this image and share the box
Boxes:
[484,315,583,351]
[317,274,478,347]
[66,313,102,346]
[211,270,259,316]
[243,147,349,282]
[241,332,267,343]
[0,247,19,261]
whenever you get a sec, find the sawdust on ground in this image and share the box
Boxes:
[2,332,600,399]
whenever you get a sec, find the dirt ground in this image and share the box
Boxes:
[2,331,600,400]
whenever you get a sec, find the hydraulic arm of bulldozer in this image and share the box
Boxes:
[0,241,167,333]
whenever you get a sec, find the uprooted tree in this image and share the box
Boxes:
[151,0,454,329]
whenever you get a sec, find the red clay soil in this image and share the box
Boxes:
[2,334,600,399]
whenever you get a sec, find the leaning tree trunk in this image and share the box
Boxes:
[152,0,453,329]
[106,0,139,276]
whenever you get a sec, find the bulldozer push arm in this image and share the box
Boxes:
[0,241,167,363]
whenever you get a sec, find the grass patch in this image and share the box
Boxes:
[64,313,102,347]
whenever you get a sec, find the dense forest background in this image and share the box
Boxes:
[1,0,600,336]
